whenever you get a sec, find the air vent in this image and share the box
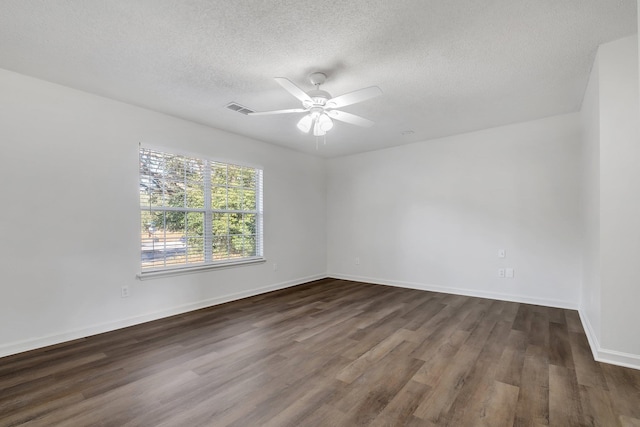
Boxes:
[225,102,254,115]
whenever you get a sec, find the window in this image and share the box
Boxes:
[139,147,263,275]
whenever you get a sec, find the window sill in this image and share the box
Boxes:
[137,257,266,280]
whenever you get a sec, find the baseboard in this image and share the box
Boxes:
[330,273,579,310]
[578,309,640,371]
[0,274,326,359]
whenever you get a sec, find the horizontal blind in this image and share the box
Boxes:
[140,147,263,272]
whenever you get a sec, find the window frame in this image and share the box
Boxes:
[138,145,264,280]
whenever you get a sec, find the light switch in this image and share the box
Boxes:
[498,249,506,258]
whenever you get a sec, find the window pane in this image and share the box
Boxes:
[227,187,242,210]
[140,150,165,177]
[213,236,229,260]
[186,212,204,237]
[141,215,187,268]
[186,183,204,209]
[164,156,186,182]
[243,189,256,211]
[229,213,242,235]
[228,164,243,188]
[243,235,257,257]
[242,214,256,235]
[212,163,227,186]
[140,175,163,207]
[164,233,188,266]
[164,181,185,208]
[241,168,256,189]
[162,210,186,233]
[213,213,229,236]
[184,158,204,181]
[230,235,244,257]
[186,237,204,263]
[212,186,227,210]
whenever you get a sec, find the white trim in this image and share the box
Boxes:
[578,309,640,371]
[329,273,579,310]
[0,273,325,359]
[137,257,266,280]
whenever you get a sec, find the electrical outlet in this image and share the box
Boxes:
[505,268,514,278]
[355,257,360,265]
[121,285,130,298]
[498,249,506,258]
[498,268,506,278]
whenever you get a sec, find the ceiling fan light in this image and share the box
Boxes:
[318,113,334,132]
[297,114,313,133]
[313,119,326,136]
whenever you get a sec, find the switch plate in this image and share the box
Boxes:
[498,268,506,278]
[355,257,360,265]
[498,249,506,258]
[505,268,514,278]
[273,263,277,271]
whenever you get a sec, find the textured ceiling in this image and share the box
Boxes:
[0,0,636,158]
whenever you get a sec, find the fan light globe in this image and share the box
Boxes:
[297,115,313,133]
[313,119,326,136]
[318,113,334,132]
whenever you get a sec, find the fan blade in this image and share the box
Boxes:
[327,110,375,127]
[326,86,382,108]
[248,108,307,116]
[274,77,313,103]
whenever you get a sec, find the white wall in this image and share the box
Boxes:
[580,54,601,343]
[0,68,326,357]
[327,114,582,308]
[579,35,640,369]
[598,35,640,359]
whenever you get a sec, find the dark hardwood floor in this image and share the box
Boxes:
[1,278,639,426]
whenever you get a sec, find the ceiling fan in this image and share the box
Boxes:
[248,72,382,137]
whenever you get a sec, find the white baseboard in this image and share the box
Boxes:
[330,273,579,310]
[0,274,326,359]
[578,309,640,371]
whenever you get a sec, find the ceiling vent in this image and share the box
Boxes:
[225,102,254,115]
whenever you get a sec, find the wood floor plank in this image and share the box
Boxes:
[469,380,520,427]
[338,342,424,426]
[368,380,432,427]
[579,384,620,427]
[602,362,640,421]
[495,329,528,387]
[513,345,550,426]
[442,319,513,425]
[549,321,575,369]
[620,415,640,427]
[549,364,586,427]
[1,279,639,427]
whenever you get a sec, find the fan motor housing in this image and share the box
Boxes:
[306,89,331,107]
